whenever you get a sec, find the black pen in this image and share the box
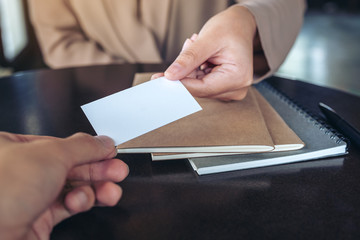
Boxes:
[319,102,360,149]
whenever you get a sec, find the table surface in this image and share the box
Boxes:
[1,64,360,240]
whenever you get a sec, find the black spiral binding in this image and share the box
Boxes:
[256,82,348,147]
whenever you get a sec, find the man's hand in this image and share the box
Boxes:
[0,132,129,240]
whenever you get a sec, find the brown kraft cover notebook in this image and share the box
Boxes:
[152,87,304,160]
[117,73,303,155]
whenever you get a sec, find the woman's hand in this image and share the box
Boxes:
[153,6,258,101]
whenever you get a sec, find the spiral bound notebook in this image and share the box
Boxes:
[189,81,348,175]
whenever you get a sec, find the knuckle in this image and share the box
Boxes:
[72,132,104,152]
[67,132,97,153]
[71,132,93,142]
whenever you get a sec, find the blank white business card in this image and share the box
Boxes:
[81,77,202,145]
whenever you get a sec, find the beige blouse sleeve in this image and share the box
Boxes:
[29,0,305,73]
[237,0,306,82]
[27,0,124,68]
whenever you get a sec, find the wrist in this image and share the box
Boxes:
[227,5,257,41]
[228,5,269,75]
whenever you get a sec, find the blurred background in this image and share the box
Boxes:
[0,0,359,96]
[277,0,360,96]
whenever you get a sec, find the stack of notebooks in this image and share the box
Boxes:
[115,73,347,175]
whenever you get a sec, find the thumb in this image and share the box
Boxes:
[165,37,214,80]
[62,133,117,167]
[43,133,117,169]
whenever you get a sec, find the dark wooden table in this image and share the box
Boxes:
[1,64,360,239]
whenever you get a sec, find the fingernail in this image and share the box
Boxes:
[165,62,182,80]
[190,33,198,41]
[95,135,115,148]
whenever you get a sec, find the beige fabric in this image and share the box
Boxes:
[28,0,306,80]
[239,0,306,82]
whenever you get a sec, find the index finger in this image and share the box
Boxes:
[164,36,216,80]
